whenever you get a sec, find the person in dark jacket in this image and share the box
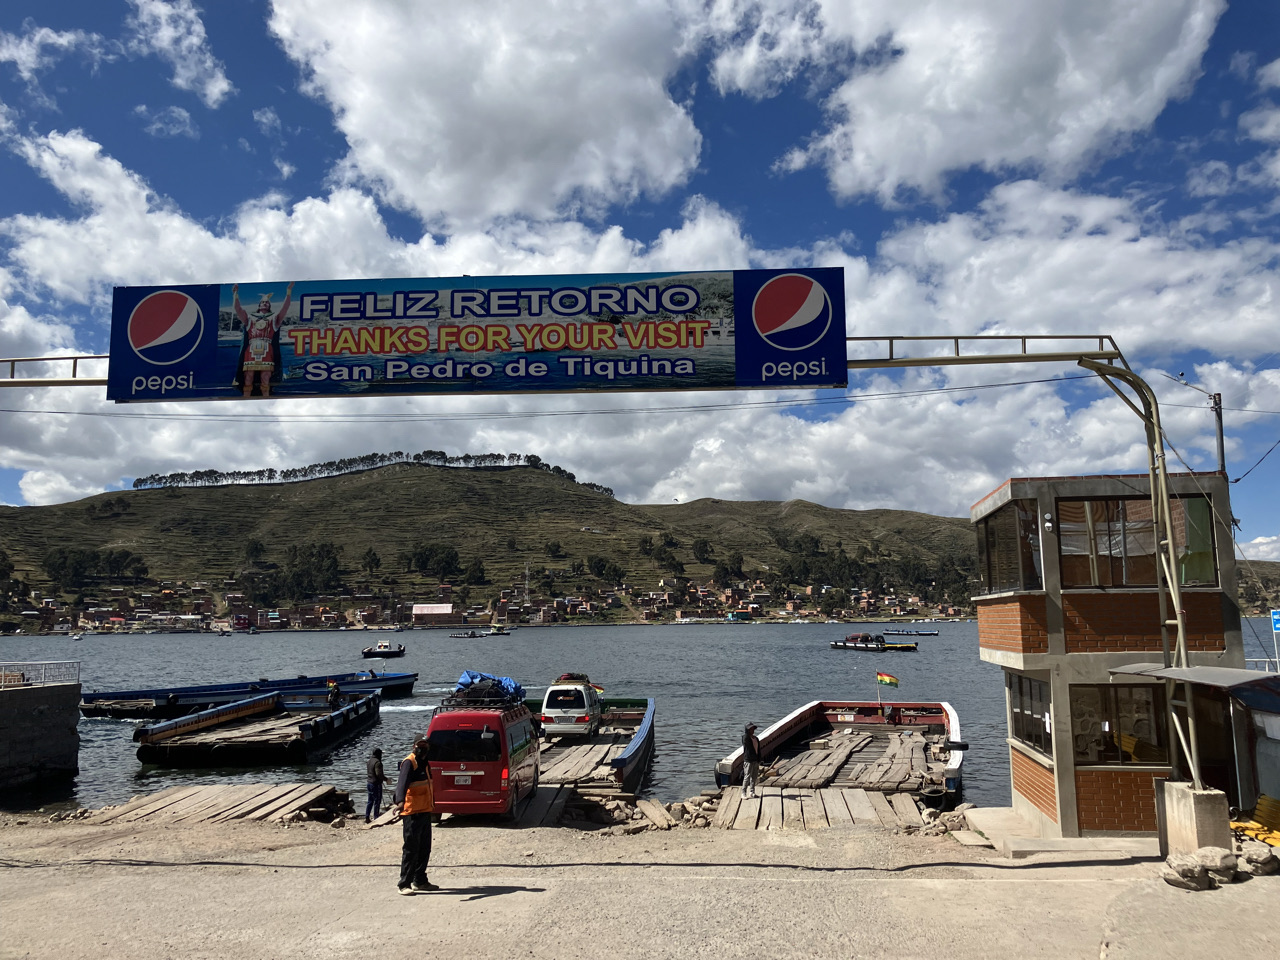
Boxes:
[394,737,437,894]
[365,748,391,823]
[741,722,761,799]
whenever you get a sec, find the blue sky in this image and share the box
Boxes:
[3,1,1280,564]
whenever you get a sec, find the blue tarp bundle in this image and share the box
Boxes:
[455,670,525,702]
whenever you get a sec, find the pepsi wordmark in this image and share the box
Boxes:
[107,269,846,402]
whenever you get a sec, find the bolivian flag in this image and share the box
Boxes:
[876,672,899,687]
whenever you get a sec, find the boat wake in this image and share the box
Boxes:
[380,704,436,712]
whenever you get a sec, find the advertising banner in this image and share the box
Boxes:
[107,268,846,402]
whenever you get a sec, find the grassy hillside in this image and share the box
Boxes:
[0,464,975,595]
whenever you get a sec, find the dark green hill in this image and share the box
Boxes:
[0,464,975,597]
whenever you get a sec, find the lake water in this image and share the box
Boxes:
[6,617,1277,812]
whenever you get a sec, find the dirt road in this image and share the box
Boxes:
[2,816,1277,959]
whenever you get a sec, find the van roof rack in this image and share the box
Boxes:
[439,695,526,710]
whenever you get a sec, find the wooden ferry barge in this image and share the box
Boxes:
[527,697,656,795]
[80,670,416,719]
[714,699,964,804]
[830,633,918,651]
[133,690,380,766]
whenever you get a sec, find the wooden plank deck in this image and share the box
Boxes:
[767,727,940,794]
[715,787,922,832]
[538,734,626,786]
[88,783,343,825]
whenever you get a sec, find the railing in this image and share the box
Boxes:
[0,354,108,387]
[845,335,1125,369]
[0,661,82,688]
[1246,658,1278,673]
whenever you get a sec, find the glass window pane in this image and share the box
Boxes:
[1010,675,1052,756]
[1069,684,1167,766]
[1174,497,1217,586]
[1058,500,1093,586]
[1117,686,1168,764]
[1118,500,1157,585]
[976,520,990,592]
[1070,686,1106,763]
[989,505,1020,592]
[1016,501,1043,591]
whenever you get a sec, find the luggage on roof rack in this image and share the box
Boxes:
[554,672,591,684]
[453,670,525,703]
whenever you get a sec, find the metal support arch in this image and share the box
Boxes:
[848,336,1202,790]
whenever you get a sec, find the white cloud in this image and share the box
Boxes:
[0,21,107,109]
[710,0,1225,203]
[0,22,105,84]
[134,104,198,138]
[1241,536,1280,563]
[706,0,831,97]
[267,0,703,228]
[0,291,79,359]
[253,106,283,139]
[1241,102,1280,143]
[1258,57,1280,90]
[126,0,234,109]
[1,126,1278,527]
[854,180,1280,361]
[1186,159,1233,196]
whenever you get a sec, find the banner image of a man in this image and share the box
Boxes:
[233,282,294,398]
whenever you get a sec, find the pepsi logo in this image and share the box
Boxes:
[751,273,832,351]
[127,290,204,365]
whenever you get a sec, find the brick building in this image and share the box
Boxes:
[972,472,1242,838]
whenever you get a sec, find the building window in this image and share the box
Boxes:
[975,499,1043,595]
[1009,673,1052,756]
[1057,495,1216,588]
[1069,684,1168,765]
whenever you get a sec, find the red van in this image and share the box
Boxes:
[425,699,539,817]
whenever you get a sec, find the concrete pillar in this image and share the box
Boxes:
[1162,780,1231,855]
[0,682,81,790]
[1048,668,1078,838]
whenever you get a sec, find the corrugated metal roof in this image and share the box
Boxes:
[1110,662,1280,713]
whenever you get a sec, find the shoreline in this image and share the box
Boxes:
[15,617,975,637]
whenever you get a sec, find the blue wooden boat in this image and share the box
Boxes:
[604,698,656,794]
[80,669,416,719]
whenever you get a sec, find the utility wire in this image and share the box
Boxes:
[1233,437,1280,484]
[0,374,1094,424]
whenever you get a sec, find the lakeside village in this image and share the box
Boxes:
[4,572,964,636]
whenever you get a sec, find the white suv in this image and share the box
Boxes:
[539,681,602,737]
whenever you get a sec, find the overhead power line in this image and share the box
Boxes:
[0,374,1094,424]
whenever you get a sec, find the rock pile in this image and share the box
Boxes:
[667,792,718,829]
[1161,843,1279,890]
[1237,841,1280,877]
[918,802,975,837]
[44,808,93,823]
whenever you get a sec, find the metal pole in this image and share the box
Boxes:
[1080,359,1203,790]
[1212,393,1226,475]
